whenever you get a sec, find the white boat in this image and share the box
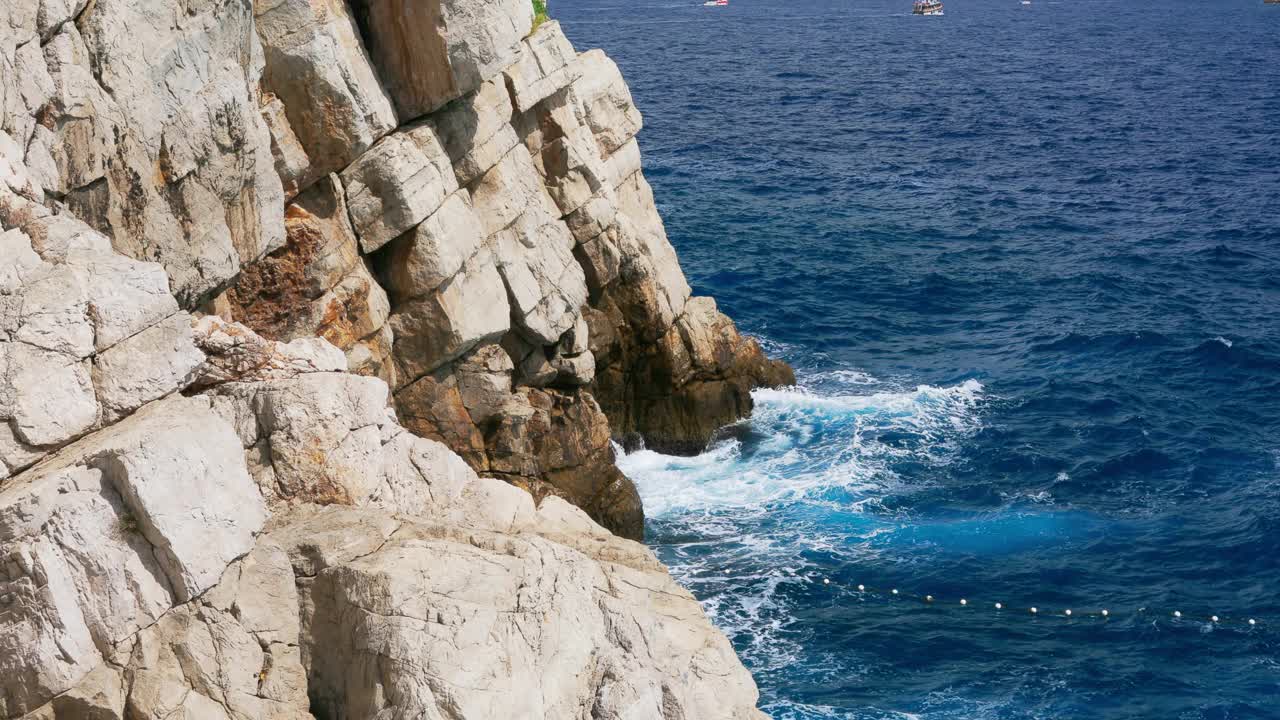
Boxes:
[913,0,943,15]
[704,0,728,6]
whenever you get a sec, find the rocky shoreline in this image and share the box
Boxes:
[1,0,789,717]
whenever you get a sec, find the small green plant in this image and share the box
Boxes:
[117,512,140,537]
[532,0,549,31]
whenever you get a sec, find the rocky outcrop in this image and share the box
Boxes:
[0,180,766,717]
[1,0,284,306]
[3,1,788,717]
[0,192,200,476]
[295,505,765,720]
[210,16,791,538]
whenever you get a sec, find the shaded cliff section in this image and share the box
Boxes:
[211,0,791,538]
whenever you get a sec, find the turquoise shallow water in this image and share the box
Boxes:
[557,1,1280,717]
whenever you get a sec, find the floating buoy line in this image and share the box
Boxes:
[814,578,1268,631]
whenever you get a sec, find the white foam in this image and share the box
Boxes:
[1213,336,1233,348]
[620,379,985,519]
[755,378,982,415]
[621,375,989,708]
[804,368,880,387]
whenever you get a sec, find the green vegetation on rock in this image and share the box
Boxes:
[532,0,549,30]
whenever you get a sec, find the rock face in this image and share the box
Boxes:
[349,0,534,121]
[297,505,765,720]
[2,2,789,718]
[214,17,792,538]
[1,0,285,306]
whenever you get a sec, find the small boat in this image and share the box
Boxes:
[704,0,728,5]
[913,0,944,15]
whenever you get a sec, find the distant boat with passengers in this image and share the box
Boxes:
[913,0,944,15]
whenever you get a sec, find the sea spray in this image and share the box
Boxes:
[618,374,992,686]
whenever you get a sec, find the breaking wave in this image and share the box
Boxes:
[617,375,996,700]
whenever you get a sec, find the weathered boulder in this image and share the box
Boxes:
[237,372,396,506]
[504,21,583,113]
[191,315,348,389]
[287,506,766,720]
[91,312,204,424]
[494,217,589,346]
[470,145,589,344]
[341,122,458,254]
[434,76,522,187]
[348,0,533,121]
[2,342,98,447]
[486,386,643,539]
[15,542,315,720]
[47,0,286,305]
[395,369,491,471]
[260,94,314,201]
[566,49,645,156]
[254,0,397,194]
[0,216,201,469]
[388,251,510,386]
[378,191,487,302]
[0,396,265,715]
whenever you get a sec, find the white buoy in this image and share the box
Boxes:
[892,589,899,595]
[995,602,1003,610]
[1030,607,1038,614]
[823,578,830,585]
[1064,609,1073,616]
[1211,616,1220,623]
[1173,611,1182,619]
[1249,618,1257,626]
[857,584,865,592]
[925,595,934,602]
[1102,609,1110,617]
[960,598,968,606]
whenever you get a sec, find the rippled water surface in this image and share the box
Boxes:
[555,1,1280,717]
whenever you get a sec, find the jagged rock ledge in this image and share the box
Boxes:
[1,0,790,717]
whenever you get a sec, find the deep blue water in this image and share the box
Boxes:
[556,1,1280,717]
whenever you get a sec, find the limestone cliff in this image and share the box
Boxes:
[1,0,789,717]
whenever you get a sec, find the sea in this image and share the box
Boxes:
[554,1,1280,717]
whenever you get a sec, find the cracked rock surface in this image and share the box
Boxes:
[2,2,788,717]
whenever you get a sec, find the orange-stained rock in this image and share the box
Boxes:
[484,387,643,540]
[395,371,490,472]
